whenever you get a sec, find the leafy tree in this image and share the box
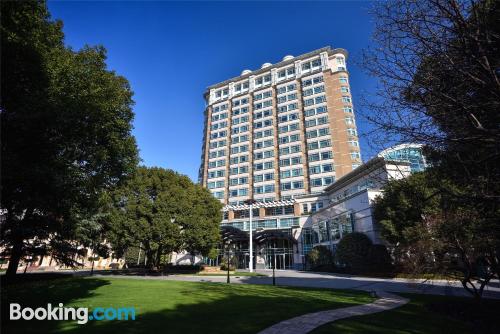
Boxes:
[335,232,373,273]
[374,171,500,299]
[362,0,500,298]
[1,1,138,277]
[107,167,222,269]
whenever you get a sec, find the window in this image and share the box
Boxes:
[321,151,333,160]
[302,75,323,87]
[308,153,320,162]
[279,122,300,134]
[309,165,321,175]
[229,188,248,197]
[322,163,334,172]
[301,58,321,72]
[208,170,225,178]
[254,139,274,150]
[347,128,357,136]
[345,117,355,125]
[279,134,300,144]
[304,106,328,117]
[318,128,330,137]
[280,168,303,179]
[213,191,224,199]
[255,129,273,139]
[350,151,361,159]
[279,113,299,123]
[311,178,322,187]
[254,150,274,160]
[254,90,272,101]
[254,119,273,129]
[320,139,331,148]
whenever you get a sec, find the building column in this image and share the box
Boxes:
[293,202,301,216]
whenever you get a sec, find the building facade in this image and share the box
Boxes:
[199,46,361,204]
[378,143,428,172]
[198,46,363,270]
[198,46,423,271]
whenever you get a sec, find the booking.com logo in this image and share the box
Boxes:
[10,303,136,324]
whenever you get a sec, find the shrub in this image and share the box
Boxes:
[367,244,393,273]
[335,232,373,273]
[220,256,237,271]
[306,245,333,269]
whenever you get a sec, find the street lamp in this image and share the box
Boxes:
[226,241,231,284]
[244,199,257,273]
[272,247,276,286]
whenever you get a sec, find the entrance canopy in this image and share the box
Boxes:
[221,226,297,245]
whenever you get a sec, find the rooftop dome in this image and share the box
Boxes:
[282,55,294,61]
[241,69,252,76]
[261,62,272,69]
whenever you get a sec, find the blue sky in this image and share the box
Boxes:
[48,1,378,181]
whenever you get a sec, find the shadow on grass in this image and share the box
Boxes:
[63,285,369,334]
[311,293,500,334]
[2,277,371,334]
[1,276,110,334]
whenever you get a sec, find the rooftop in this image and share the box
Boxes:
[205,46,348,93]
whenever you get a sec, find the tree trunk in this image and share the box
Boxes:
[146,249,155,269]
[6,239,23,278]
[155,245,163,268]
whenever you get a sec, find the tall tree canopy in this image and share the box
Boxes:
[362,0,499,204]
[363,0,500,298]
[374,171,500,299]
[107,167,222,269]
[1,1,138,277]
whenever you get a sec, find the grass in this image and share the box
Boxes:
[1,276,372,334]
[311,293,500,334]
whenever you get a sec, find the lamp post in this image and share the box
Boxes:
[272,247,276,286]
[244,199,257,273]
[226,241,231,284]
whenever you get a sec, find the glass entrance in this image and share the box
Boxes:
[262,239,294,270]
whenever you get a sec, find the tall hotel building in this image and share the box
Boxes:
[200,47,361,203]
[198,47,363,269]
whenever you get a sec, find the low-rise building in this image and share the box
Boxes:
[215,146,422,270]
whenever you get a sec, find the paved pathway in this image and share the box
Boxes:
[89,269,500,299]
[257,291,409,334]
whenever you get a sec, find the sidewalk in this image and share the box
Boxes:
[258,291,409,334]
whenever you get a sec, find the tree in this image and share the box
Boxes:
[374,171,499,299]
[107,167,222,269]
[361,0,500,298]
[1,1,138,277]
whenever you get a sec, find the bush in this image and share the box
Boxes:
[163,264,201,274]
[220,256,237,271]
[367,244,393,273]
[306,245,333,269]
[335,232,373,273]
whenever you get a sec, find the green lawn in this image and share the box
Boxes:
[311,293,500,334]
[2,277,372,334]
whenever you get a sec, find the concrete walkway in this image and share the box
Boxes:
[88,269,500,299]
[257,291,409,334]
